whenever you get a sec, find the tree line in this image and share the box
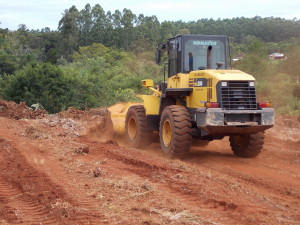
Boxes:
[1,3,300,68]
[0,3,299,114]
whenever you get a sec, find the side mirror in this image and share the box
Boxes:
[156,42,166,64]
[156,49,161,64]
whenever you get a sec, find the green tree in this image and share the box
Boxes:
[58,6,80,61]
[121,8,137,51]
[136,15,160,50]
[78,3,93,46]
[91,4,107,44]
[110,10,123,47]
[160,21,176,40]
[3,63,71,113]
[245,38,267,57]
[0,50,18,75]
[177,28,190,35]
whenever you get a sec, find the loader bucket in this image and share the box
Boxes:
[106,102,139,136]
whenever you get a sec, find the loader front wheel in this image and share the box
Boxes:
[159,105,192,157]
[229,132,265,158]
[125,105,149,148]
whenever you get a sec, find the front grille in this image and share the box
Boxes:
[221,81,257,110]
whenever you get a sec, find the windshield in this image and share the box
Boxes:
[184,39,226,72]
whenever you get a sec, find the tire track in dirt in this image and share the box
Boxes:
[123,167,245,225]
[90,138,300,225]
[179,144,300,224]
[0,137,60,224]
[183,154,300,202]
[127,157,297,225]
[0,136,105,225]
[78,138,224,223]
[1,113,298,224]
[87,143,244,224]
[46,177,107,225]
[0,175,57,224]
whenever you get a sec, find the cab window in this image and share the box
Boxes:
[184,40,225,72]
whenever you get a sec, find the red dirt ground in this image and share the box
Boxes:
[0,101,299,224]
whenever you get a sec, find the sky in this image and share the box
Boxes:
[0,0,300,31]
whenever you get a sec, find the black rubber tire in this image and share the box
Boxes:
[125,105,149,148]
[159,105,192,157]
[229,132,265,158]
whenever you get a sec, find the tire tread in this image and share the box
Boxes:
[229,132,265,158]
[159,105,192,156]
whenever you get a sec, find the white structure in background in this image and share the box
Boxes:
[269,53,286,60]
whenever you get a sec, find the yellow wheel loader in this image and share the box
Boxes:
[123,34,274,157]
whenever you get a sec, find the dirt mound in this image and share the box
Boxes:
[0,99,46,120]
[0,101,112,140]
[57,106,114,140]
[59,106,108,120]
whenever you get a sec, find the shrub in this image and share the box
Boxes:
[3,63,71,113]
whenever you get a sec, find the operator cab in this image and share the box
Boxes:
[157,35,229,77]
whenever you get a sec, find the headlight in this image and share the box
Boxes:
[249,81,255,87]
[221,81,228,87]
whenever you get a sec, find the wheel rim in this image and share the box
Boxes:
[162,119,172,147]
[128,117,137,140]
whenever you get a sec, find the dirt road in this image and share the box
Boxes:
[0,103,299,224]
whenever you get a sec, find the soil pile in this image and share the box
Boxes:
[0,99,45,120]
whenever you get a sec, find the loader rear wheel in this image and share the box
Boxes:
[125,105,149,148]
[159,105,192,157]
[229,132,265,158]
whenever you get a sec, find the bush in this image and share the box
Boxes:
[2,63,71,113]
[234,46,299,115]
[61,43,163,108]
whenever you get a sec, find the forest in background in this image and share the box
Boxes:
[0,3,300,114]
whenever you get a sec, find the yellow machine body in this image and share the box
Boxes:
[118,34,274,157]
[139,69,255,116]
[108,102,139,135]
[108,35,274,143]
